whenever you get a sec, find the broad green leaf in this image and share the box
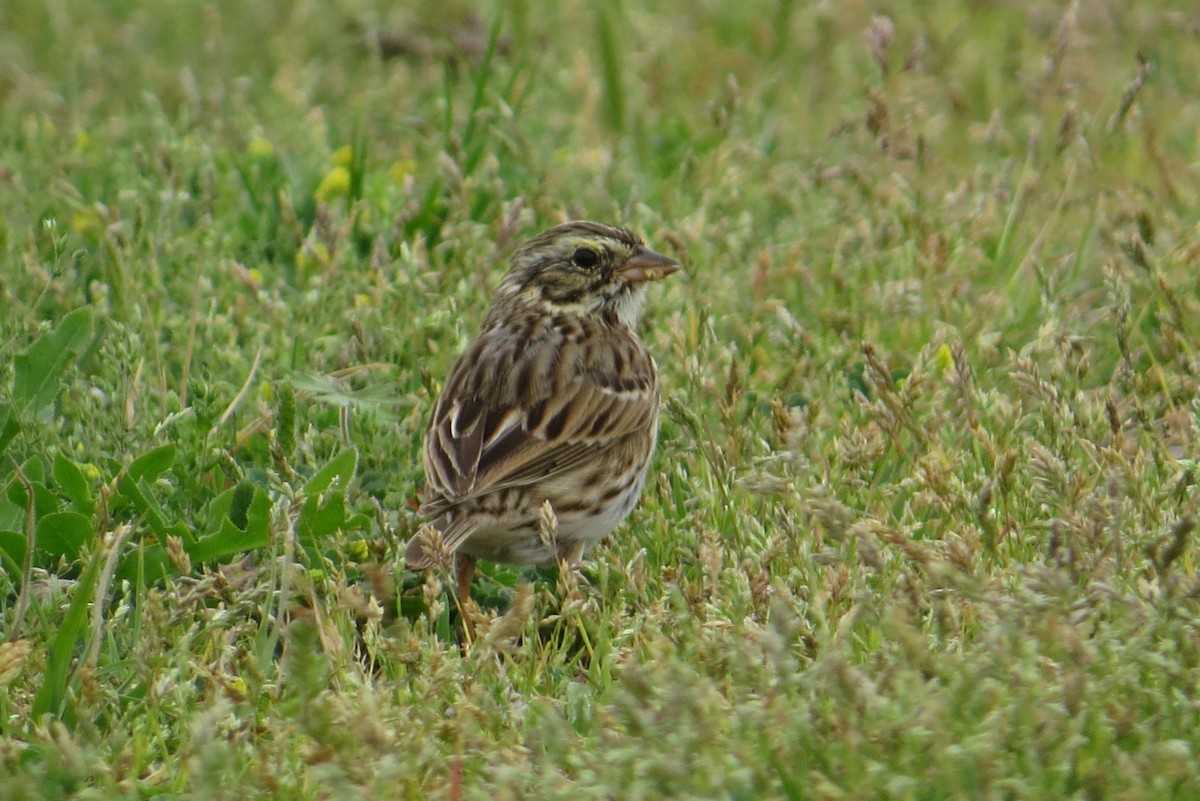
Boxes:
[202,483,262,536]
[114,476,169,538]
[228,480,255,530]
[0,403,18,457]
[112,484,189,544]
[12,306,94,413]
[0,495,22,533]
[115,544,175,589]
[0,530,24,576]
[190,518,269,563]
[189,487,271,563]
[204,485,237,530]
[5,475,57,519]
[114,446,182,541]
[18,455,46,483]
[53,453,95,517]
[127,443,177,481]
[298,491,349,543]
[303,448,357,495]
[37,511,94,562]
[297,489,371,566]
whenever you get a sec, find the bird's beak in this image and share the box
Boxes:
[617,247,681,284]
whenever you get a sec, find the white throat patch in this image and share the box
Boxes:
[609,285,647,329]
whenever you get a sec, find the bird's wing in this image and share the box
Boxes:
[419,323,658,550]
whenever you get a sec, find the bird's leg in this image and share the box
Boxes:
[453,551,478,643]
[454,551,477,604]
[555,540,587,598]
[558,540,586,569]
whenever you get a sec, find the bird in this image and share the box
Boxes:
[405,220,679,601]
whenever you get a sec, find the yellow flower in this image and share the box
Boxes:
[934,343,954,375]
[220,675,248,701]
[332,145,354,167]
[248,134,275,159]
[390,159,415,183]
[315,166,351,202]
[74,131,94,154]
[70,207,104,237]
[346,539,369,561]
[295,241,331,271]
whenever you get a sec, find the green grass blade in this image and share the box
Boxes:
[31,546,102,722]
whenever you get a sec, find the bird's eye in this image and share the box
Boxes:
[571,247,600,269]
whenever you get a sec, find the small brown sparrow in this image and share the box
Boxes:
[405,221,679,598]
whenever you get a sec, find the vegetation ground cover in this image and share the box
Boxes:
[2,1,1199,798]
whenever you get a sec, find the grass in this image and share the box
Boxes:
[2,0,1200,797]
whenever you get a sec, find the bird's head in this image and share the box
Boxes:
[493,221,679,328]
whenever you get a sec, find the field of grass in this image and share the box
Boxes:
[3,0,1200,797]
